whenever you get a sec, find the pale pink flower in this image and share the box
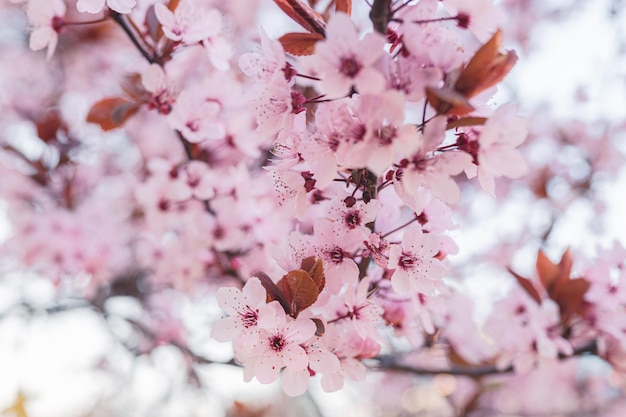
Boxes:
[176,161,215,201]
[249,72,304,141]
[247,311,317,384]
[76,0,135,14]
[281,343,340,396]
[307,12,386,97]
[167,89,225,143]
[239,29,289,82]
[26,0,66,60]
[388,224,446,295]
[211,277,278,345]
[155,3,231,69]
[442,0,505,42]
[311,218,360,294]
[468,104,529,196]
[141,64,175,115]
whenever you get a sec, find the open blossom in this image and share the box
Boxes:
[26,0,65,60]
[306,12,386,97]
[167,89,225,143]
[155,3,231,69]
[442,0,505,42]
[468,104,529,196]
[239,28,289,82]
[76,0,136,14]
[211,277,279,345]
[246,310,317,385]
[388,224,446,295]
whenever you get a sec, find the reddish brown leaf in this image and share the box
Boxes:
[86,97,140,131]
[35,110,67,143]
[453,29,518,99]
[311,318,325,336]
[537,249,572,298]
[254,271,291,314]
[300,256,325,293]
[277,270,320,317]
[279,32,325,56]
[335,0,352,15]
[168,0,180,11]
[507,267,542,304]
[426,86,475,116]
[369,0,392,34]
[120,73,149,103]
[554,278,590,324]
[273,0,326,35]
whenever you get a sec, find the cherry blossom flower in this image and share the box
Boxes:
[388,224,446,295]
[310,219,360,294]
[76,0,136,14]
[26,0,66,60]
[246,310,317,384]
[141,64,175,115]
[239,28,290,83]
[467,104,529,196]
[155,3,231,69]
[307,12,386,97]
[211,277,280,345]
[167,89,225,143]
[442,0,505,42]
[249,72,305,141]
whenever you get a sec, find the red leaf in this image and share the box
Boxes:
[311,318,325,337]
[273,0,326,35]
[555,278,590,324]
[86,97,140,131]
[279,32,324,56]
[254,271,291,314]
[537,249,572,298]
[369,0,392,34]
[426,86,475,116]
[300,256,325,293]
[507,267,542,304]
[453,29,517,99]
[335,0,352,15]
[277,270,321,317]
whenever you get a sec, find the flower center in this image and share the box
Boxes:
[339,56,362,78]
[398,252,418,270]
[239,308,258,328]
[269,334,286,352]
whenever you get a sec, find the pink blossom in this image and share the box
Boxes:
[247,312,317,384]
[239,29,289,82]
[307,12,386,97]
[211,277,278,345]
[469,104,529,196]
[76,0,135,14]
[167,89,225,143]
[26,0,66,60]
[388,224,446,295]
[442,0,505,42]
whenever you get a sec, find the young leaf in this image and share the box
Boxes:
[86,97,140,131]
[300,256,325,292]
[254,271,291,314]
[453,29,517,99]
[507,267,542,304]
[537,249,572,297]
[426,86,475,116]
[335,0,352,15]
[277,269,320,317]
[555,278,590,324]
[279,32,325,56]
